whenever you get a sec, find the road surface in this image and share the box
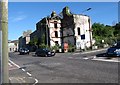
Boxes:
[9,50,119,83]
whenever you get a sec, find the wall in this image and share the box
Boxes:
[49,19,61,47]
[73,14,92,49]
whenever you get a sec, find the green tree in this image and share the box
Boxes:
[92,23,115,46]
[29,36,39,47]
[41,34,45,44]
[113,22,120,41]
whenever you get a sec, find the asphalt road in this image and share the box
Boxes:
[9,50,119,83]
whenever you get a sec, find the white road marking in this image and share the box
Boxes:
[18,77,26,83]
[9,60,20,68]
[92,58,120,63]
[34,78,39,85]
[9,59,38,84]
[21,68,26,72]
[27,72,32,76]
[83,58,89,60]
[9,78,12,81]
[8,63,12,67]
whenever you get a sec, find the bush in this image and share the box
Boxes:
[50,45,59,52]
[39,44,48,49]
[68,44,75,52]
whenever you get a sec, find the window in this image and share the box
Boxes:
[54,21,57,28]
[55,41,58,45]
[67,34,69,36]
[77,27,80,35]
[10,48,11,51]
[55,31,58,38]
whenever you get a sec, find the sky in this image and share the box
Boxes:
[8,2,118,40]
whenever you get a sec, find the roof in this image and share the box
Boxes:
[10,40,18,43]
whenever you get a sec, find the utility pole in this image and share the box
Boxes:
[45,17,49,47]
[0,0,9,83]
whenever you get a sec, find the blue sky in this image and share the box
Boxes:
[8,2,118,40]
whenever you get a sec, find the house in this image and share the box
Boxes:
[8,40,18,52]
[61,6,93,51]
[30,11,61,50]
[18,30,32,50]
[29,6,93,52]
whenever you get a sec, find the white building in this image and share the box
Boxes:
[48,12,61,47]
[62,6,93,51]
[8,40,18,52]
[31,11,62,48]
[73,14,92,49]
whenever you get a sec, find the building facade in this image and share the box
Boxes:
[29,6,93,52]
[8,40,18,52]
[61,6,93,51]
[30,11,61,49]
[18,30,32,50]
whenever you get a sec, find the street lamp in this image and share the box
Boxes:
[81,8,92,14]
[45,17,49,46]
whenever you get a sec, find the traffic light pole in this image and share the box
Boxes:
[0,0,9,83]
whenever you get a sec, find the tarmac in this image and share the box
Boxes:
[8,48,108,84]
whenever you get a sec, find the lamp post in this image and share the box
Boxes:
[81,8,92,14]
[45,17,49,47]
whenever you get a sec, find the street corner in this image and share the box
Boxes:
[9,76,37,84]
[9,62,19,71]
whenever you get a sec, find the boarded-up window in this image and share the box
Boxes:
[55,31,58,38]
[77,27,80,35]
[54,21,57,28]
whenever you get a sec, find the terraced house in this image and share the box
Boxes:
[29,6,93,52]
[30,11,61,51]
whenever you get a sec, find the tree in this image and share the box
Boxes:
[29,36,39,48]
[41,34,45,44]
[113,22,120,41]
[92,23,115,46]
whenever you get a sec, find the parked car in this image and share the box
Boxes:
[106,41,120,57]
[19,48,29,55]
[35,48,55,57]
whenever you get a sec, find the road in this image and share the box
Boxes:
[9,49,119,83]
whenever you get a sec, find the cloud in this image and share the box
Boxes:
[11,15,27,22]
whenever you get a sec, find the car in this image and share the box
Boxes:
[19,48,29,55]
[35,48,55,57]
[106,41,120,57]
